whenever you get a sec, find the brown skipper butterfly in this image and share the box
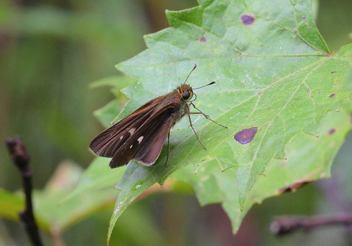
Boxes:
[89,65,227,168]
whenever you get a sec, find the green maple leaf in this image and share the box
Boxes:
[67,0,352,243]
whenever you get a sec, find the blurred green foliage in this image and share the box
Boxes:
[1,0,352,246]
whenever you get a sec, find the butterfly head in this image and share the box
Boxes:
[178,84,194,101]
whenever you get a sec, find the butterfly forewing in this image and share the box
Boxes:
[110,107,177,167]
[89,111,152,157]
[89,96,165,157]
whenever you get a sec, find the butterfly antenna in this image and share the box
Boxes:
[184,65,197,84]
[193,81,216,90]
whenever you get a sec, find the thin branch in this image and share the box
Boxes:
[316,177,352,241]
[270,213,352,236]
[5,137,43,246]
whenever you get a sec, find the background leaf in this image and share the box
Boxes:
[34,161,119,233]
[0,189,24,221]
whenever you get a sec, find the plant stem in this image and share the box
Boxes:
[270,213,352,235]
[5,137,43,246]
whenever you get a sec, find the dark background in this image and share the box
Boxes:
[1,0,352,245]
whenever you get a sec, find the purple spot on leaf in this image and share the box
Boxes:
[267,107,270,110]
[329,94,335,98]
[234,127,258,144]
[327,128,336,135]
[200,36,207,42]
[241,15,255,25]
[302,15,306,19]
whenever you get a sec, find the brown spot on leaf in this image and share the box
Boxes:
[277,181,309,195]
[200,36,207,42]
[329,94,335,98]
[327,128,336,135]
[241,14,255,25]
[234,127,258,144]
[331,70,336,73]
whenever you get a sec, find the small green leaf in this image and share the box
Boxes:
[91,76,136,128]
[89,76,135,89]
[62,158,126,204]
[94,100,123,128]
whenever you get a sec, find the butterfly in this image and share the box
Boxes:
[89,65,227,168]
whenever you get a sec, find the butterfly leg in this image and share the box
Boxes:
[186,105,207,150]
[164,131,170,170]
[189,102,228,129]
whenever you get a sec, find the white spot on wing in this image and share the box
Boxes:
[128,128,136,135]
[120,136,123,140]
[137,136,144,144]
[130,145,133,149]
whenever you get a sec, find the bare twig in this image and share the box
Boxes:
[316,177,352,241]
[270,213,352,236]
[5,137,43,246]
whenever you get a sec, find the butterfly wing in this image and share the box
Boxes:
[89,96,164,158]
[109,107,178,168]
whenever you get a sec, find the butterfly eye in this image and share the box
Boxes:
[182,91,190,100]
